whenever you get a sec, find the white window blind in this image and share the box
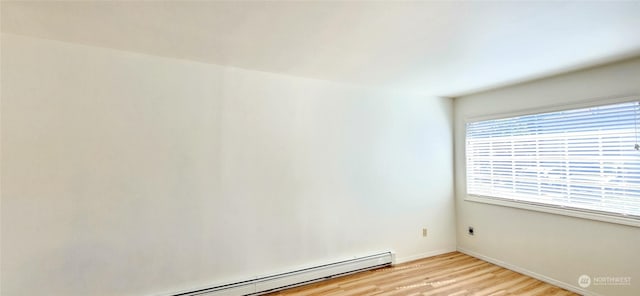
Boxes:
[466,100,640,219]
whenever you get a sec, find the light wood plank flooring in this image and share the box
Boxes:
[266,252,578,296]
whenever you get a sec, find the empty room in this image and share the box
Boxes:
[2,1,640,296]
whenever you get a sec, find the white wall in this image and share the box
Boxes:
[454,57,640,295]
[0,34,455,296]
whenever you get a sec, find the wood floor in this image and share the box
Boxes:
[265,252,579,296]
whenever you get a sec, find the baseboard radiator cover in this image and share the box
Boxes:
[170,252,393,296]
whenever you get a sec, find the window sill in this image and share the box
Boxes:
[465,194,640,228]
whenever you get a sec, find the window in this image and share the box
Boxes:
[466,100,640,223]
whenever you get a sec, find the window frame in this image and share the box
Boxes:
[463,95,640,228]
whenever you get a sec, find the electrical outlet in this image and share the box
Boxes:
[468,226,474,236]
[422,228,428,237]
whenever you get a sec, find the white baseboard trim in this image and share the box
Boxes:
[457,247,603,296]
[158,252,393,296]
[394,248,457,265]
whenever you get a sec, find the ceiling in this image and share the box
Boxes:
[2,1,640,97]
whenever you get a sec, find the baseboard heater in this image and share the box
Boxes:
[171,252,393,296]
